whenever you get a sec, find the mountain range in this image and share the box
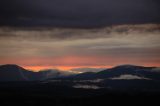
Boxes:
[59,65,160,81]
[0,64,160,82]
[0,64,75,81]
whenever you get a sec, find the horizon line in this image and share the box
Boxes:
[0,64,159,72]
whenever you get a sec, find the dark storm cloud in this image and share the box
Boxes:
[0,24,160,40]
[0,0,160,27]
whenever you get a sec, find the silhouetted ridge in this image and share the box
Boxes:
[0,64,25,70]
[0,64,160,81]
[112,64,155,70]
[0,64,76,81]
[61,64,159,80]
[0,64,29,81]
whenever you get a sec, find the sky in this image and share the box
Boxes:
[0,0,160,27]
[0,0,160,71]
[0,24,160,71]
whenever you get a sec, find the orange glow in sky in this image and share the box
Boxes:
[1,56,160,72]
[23,63,160,72]
[24,65,112,72]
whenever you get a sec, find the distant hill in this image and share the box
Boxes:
[0,64,75,81]
[59,65,160,81]
[1,64,160,91]
[0,64,29,81]
[0,64,160,82]
[71,68,106,73]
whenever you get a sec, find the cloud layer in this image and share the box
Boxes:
[0,24,160,69]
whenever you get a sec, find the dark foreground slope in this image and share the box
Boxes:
[0,81,160,106]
